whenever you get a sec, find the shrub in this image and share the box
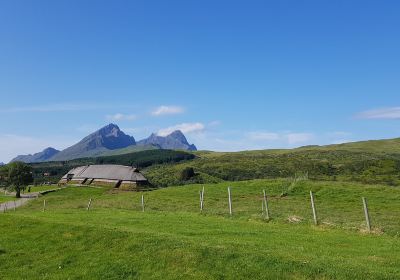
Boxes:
[180,167,195,181]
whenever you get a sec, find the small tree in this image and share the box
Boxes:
[6,162,33,198]
[180,167,195,181]
[0,165,8,192]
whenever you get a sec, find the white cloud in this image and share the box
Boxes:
[326,131,352,137]
[0,134,76,163]
[247,132,280,141]
[106,113,137,121]
[208,120,222,127]
[151,105,185,116]
[357,107,400,120]
[286,133,314,144]
[158,123,205,136]
[330,139,353,145]
[246,131,314,144]
[189,130,317,152]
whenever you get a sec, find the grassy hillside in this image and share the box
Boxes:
[1,180,400,279]
[99,144,159,157]
[0,193,16,203]
[144,148,400,187]
[309,137,400,154]
[28,137,400,187]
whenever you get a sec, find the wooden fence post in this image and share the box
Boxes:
[263,190,270,220]
[13,201,16,211]
[199,190,204,212]
[141,194,145,212]
[199,191,202,211]
[228,187,232,215]
[43,199,46,212]
[201,186,205,211]
[310,191,318,225]
[362,197,371,232]
[87,198,92,211]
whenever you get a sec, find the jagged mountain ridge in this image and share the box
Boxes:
[11,147,60,163]
[137,130,197,151]
[11,124,197,163]
[49,124,136,162]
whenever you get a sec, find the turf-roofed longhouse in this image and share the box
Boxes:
[59,165,149,191]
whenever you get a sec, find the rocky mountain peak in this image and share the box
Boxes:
[138,130,197,151]
[10,124,197,163]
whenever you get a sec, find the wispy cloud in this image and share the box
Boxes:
[106,113,137,121]
[158,122,205,136]
[246,131,314,144]
[187,129,317,151]
[208,120,222,127]
[356,107,400,120]
[247,132,280,141]
[151,105,185,116]
[286,133,314,144]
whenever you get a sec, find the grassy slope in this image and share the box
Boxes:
[1,180,400,279]
[27,137,400,187]
[0,194,16,203]
[0,186,59,203]
[193,137,400,156]
[99,144,159,157]
[144,139,400,187]
[318,137,400,154]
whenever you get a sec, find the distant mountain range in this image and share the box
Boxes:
[11,124,197,163]
[137,131,197,151]
[12,147,60,163]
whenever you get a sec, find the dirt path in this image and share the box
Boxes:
[0,188,63,212]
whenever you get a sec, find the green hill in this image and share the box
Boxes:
[28,137,400,187]
[297,137,400,154]
[144,139,400,187]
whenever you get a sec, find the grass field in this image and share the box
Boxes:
[1,180,399,279]
[0,186,59,203]
[27,185,60,193]
[0,193,16,203]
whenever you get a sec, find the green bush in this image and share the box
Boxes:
[180,167,195,181]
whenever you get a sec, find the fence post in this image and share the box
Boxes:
[13,201,16,211]
[201,186,205,211]
[43,199,46,212]
[228,187,232,215]
[310,191,318,225]
[87,198,92,211]
[263,190,270,220]
[362,197,371,232]
[199,191,202,211]
[199,190,204,212]
[141,194,145,212]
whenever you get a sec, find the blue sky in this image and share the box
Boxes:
[0,0,399,162]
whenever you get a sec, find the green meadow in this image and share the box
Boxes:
[0,193,16,203]
[1,180,400,279]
